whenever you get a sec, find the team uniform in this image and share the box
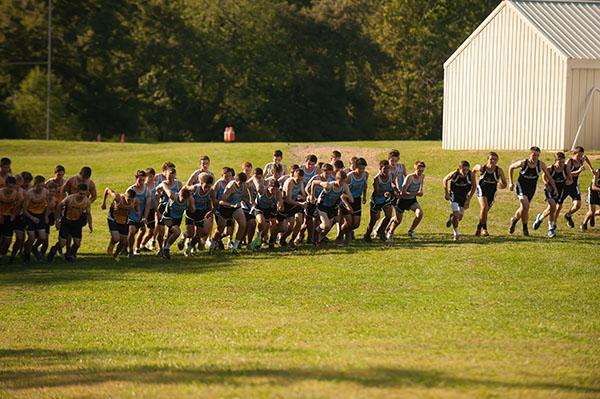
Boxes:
[218,181,246,220]
[146,183,157,229]
[185,186,212,226]
[242,179,258,222]
[281,180,304,218]
[157,181,180,225]
[317,183,345,219]
[107,199,135,236]
[589,175,600,206]
[0,189,22,238]
[396,177,422,213]
[345,172,366,216]
[477,165,500,206]
[25,191,49,232]
[64,177,94,227]
[59,196,89,240]
[546,165,567,204]
[254,188,280,220]
[564,158,583,201]
[128,184,148,229]
[449,171,473,213]
[162,197,189,227]
[516,160,541,201]
[370,174,394,212]
[301,166,318,187]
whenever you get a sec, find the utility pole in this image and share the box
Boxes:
[46,0,52,140]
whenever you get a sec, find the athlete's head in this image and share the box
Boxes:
[54,165,65,179]
[335,170,347,183]
[126,188,137,200]
[379,160,390,174]
[253,167,264,179]
[331,150,342,162]
[200,173,214,189]
[135,169,146,184]
[4,176,17,189]
[349,156,358,169]
[235,172,247,183]
[166,167,177,182]
[293,168,304,182]
[268,178,279,190]
[487,151,499,165]
[46,181,57,194]
[199,155,210,170]
[79,167,92,179]
[21,171,33,186]
[458,160,470,174]
[388,150,400,164]
[573,146,585,160]
[305,154,318,169]
[145,167,156,182]
[242,161,253,175]
[77,183,88,193]
[322,163,334,179]
[273,150,283,163]
[225,167,234,181]
[414,160,426,175]
[33,175,45,190]
[290,164,300,174]
[355,157,367,173]
[333,160,344,172]
[162,161,175,172]
[0,158,11,175]
[554,152,566,167]
[529,146,541,161]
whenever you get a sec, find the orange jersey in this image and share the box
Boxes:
[27,190,48,214]
[111,198,135,224]
[0,188,23,216]
[64,195,89,221]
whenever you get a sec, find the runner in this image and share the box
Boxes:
[443,161,476,240]
[472,152,507,236]
[508,147,556,237]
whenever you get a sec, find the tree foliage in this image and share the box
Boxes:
[0,0,499,141]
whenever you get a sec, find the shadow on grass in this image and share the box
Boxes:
[0,348,597,393]
[0,232,596,286]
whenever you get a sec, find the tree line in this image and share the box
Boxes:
[0,0,498,141]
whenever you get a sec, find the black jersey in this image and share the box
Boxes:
[450,171,473,201]
[518,160,541,185]
[550,165,567,188]
[568,158,584,185]
[479,165,499,187]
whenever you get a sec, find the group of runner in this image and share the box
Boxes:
[0,146,598,262]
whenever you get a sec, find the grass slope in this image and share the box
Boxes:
[0,140,599,398]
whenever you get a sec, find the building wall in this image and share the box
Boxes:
[565,61,600,151]
[443,3,567,150]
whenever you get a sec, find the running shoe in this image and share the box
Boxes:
[509,217,517,234]
[532,213,543,230]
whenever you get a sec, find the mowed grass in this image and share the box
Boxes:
[0,139,599,398]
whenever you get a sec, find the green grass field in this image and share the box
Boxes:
[1,140,599,398]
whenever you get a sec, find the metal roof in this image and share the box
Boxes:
[511,0,600,59]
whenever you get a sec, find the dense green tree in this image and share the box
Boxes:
[0,0,498,141]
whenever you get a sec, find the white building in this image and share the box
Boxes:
[442,0,600,150]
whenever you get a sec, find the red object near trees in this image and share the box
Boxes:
[224,126,235,142]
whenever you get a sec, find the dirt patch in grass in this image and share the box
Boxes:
[288,144,386,171]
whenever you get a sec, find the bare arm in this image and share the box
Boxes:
[541,162,557,193]
[442,171,453,200]
[508,160,525,190]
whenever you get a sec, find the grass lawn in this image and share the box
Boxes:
[0,139,599,398]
